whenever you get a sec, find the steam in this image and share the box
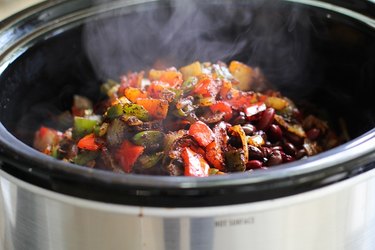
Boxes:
[84,1,248,75]
[83,0,314,95]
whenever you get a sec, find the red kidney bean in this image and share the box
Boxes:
[279,150,295,163]
[284,132,303,146]
[307,128,320,140]
[267,150,283,166]
[296,148,307,159]
[267,124,282,141]
[257,108,275,130]
[265,141,272,147]
[232,112,246,125]
[283,154,295,163]
[242,124,256,135]
[248,145,264,160]
[246,160,263,170]
[261,147,272,157]
[272,145,283,151]
[283,142,297,156]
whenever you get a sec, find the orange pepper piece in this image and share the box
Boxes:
[136,98,169,120]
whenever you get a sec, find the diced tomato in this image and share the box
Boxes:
[209,101,233,121]
[193,75,222,98]
[116,140,144,173]
[188,121,215,147]
[77,133,101,151]
[33,126,63,152]
[136,98,169,120]
[181,147,209,177]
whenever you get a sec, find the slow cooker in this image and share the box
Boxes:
[0,0,374,249]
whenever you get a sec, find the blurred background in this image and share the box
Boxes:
[0,0,44,20]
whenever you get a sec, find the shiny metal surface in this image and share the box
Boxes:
[0,0,44,20]
[1,168,375,250]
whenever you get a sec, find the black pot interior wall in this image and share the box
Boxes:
[0,1,374,147]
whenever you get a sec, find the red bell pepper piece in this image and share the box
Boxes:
[188,121,215,147]
[181,147,209,177]
[77,133,101,151]
[220,80,257,110]
[205,141,225,171]
[224,89,257,109]
[116,140,144,173]
[209,101,233,121]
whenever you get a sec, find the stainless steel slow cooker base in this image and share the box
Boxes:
[2,167,375,250]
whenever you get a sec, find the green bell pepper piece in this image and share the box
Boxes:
[73,116,99,139]
[137,152,163,169]
[73,151,99,166]
[123,103,150,121]
[106,103,150,121]
[132,130,165,148]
